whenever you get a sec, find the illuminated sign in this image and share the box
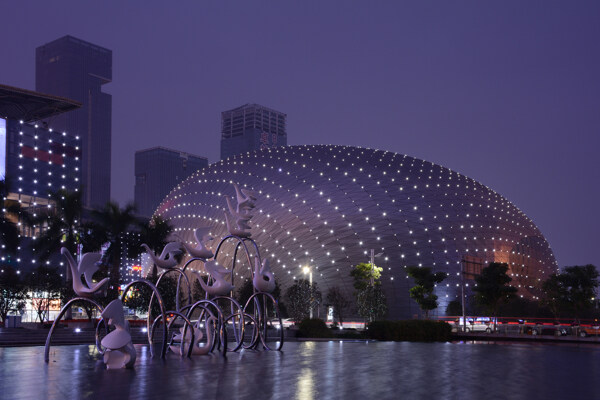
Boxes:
[131,265,142,272]
[0,118,5,179]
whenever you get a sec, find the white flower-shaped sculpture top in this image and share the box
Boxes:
[169,318,215,356]
[253,256,276,293]
[101,299,136,369]
[192,260,234,297]
[61,247,108,298]
[234,183,257,212]
[179,227,214,259]
[142,241,182,270]
[224,183,257,238]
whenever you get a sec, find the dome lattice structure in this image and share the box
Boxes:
[156,145,557,319]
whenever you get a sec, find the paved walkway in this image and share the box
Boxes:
[2,341,600,399]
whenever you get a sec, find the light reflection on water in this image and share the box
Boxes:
[2,341,599,399]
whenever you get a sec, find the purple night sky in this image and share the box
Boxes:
[1,2,598,269]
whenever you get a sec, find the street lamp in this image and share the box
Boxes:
[303,266,313,318]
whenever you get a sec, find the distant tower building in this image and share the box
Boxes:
[36,35,112,209]
[134,147,208,218]
[220,103,287,160]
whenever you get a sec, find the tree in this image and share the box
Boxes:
[406,266,447,319]
[235,277,286,318]
[24,266,62,323]
[285,279,321,323]
[85,202,138,300]
[356,285,387,322]
[30,189,83,320]
[446,300,462,316]
[473,262,517,329]
[0,266,28,326]
[32,189,82,275]
[541,265,599,320]
[139,216,172,252]
[236,279,254,308]
[350,262,383,290]
[326,286,351,327]
[541,273,566,318]
[136,216,174,274]
[351,262,387,322]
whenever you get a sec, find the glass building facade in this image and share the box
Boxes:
[220,103,287,160]
[36,35,112,209]
[135,147,208,218]
[156,145,558,319]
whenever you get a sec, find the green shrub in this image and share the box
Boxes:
[366,320,452,342]
[298,318,331,338]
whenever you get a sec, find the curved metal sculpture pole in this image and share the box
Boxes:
[177,257,207,307]
[120,279,168,359]
[151,311,195,358]
[149,267,191,312]
[242,238,262,267]
[213,235,256,272]
[186,299,227,357]
[211,296,245,351]
[44,297,105,362]
[244,292,284,351]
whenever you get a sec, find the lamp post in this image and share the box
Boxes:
[303,266,313,319]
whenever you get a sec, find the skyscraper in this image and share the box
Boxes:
[36,35,112,208]
[134,146,208,218]
[220,103,286,160]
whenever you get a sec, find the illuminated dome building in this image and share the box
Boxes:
[156,145,557,319]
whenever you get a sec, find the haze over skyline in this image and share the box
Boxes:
[1,1,598,268]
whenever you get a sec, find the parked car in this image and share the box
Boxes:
[455,317,497,333]
[530,325,569,336]
[579,326,600,337]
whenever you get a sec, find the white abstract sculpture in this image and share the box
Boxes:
[253,257,276,293]
[61,247,109,297]
[224,183,257,238]
[101,299,136,369]
[142,241,182,270]
[192,260,234,296]
[169,318,215,356]
[178,227,214,259]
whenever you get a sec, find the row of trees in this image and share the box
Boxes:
[0,265,63,324]
[282,262,389,326]
[410,262,599,323]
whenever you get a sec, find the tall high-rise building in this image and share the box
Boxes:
[134,147,208,218]
[220,103,286,160]
[36,35,112,208]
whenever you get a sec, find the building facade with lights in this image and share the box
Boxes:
[220,103,287,160]
[0,84,84,323]
[134,147,208,218]
[2,118,81,206]
[156,145,558,319]
[0,84,82,277]
[36,35,112,208]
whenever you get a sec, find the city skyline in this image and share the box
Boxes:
[1,2,598,269]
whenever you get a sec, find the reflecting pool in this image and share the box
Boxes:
[1,341,598,399]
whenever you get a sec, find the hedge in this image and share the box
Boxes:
[366,320,452,342]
